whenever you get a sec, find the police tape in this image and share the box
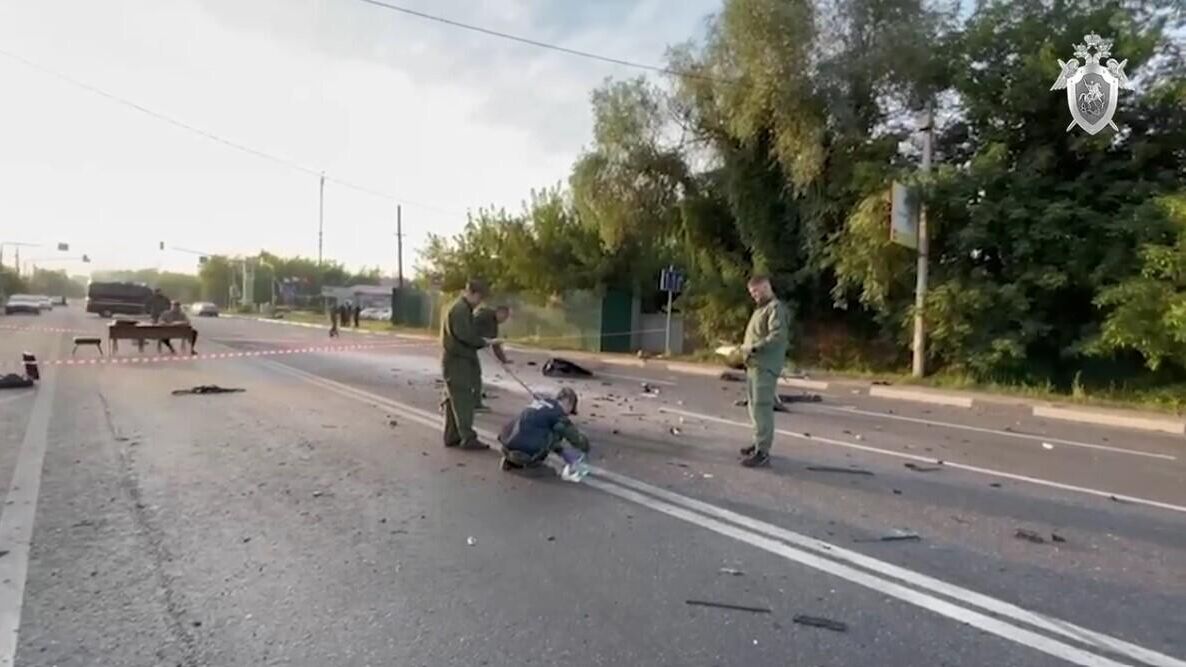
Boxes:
[0,324,93,335]
[3,340,425,370]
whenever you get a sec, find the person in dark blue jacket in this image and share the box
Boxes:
[498,388,590,475]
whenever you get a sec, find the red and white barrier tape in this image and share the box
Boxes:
[2,340,421,370]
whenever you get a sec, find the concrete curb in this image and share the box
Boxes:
[231,315,1184,435]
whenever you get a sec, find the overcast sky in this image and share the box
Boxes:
[0,0,719,278]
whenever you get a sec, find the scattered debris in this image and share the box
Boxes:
[668,461,689,468]
[871,380,892,386]
[702,473,714,479]
[1015,529,1046,544]
[311,491,324,498]
[719,371,745,382]
[1051,533,1067,543]
[526,361,538,367]
[0,374,34,389]
[855,531,920,543]
[1042,442,1054,450]
[0,550,8,558]
[904,462,941,472]
[734,399,748,407]
[466,536,477,546]
[779,393,822,404]
[241,537,251,544]
[685,600,771,614]
[171,385,246,396]
[641,382,661,396]
[989,482,1002,488]
[806,466,874,476]
[793,615,848,632]
[892,489,902,495]
[670,427,682,436]
[1109,495,1125,503]
[388,419,399,428]
[951,516,970,525]
[718,567,744,576]
[611,429,620,435]
[541,358,594,378]
[855,434,864,441]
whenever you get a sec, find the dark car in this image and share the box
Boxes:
[86,281,152,318]
[4,295,42,315]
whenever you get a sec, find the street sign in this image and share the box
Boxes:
[660,266,685,293]
[890,181,919,249]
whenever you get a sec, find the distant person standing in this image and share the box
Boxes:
[473,305,511,413]
[353,302,361,328]
[737,275,790,468]
[440,280,494,450]
[329,303,340,338]
[145,288,170,323]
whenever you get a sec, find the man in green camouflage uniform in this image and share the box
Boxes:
[738,275,790,468]
[441,280,497,450]
[473,305,511,412]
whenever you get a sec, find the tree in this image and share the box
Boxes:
[198,257,235,306]
[27,269,84,298]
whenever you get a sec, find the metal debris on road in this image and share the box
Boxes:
[685,600,771,614]
[1015,529,1046,544]
[641,382,660,396]
[904,462,941,472]
[778,393,822,403]
[793,615,848,632]
[719,371,744,382]
[541,358,594,378]
[718,567,744,576]
[1051,533,1067,543]
[806,466,874,476]
[388,419,399,427]
[1042,442,1054,450]
[989,482,1002,488]
[466,536,477,546]
[171,385,246,396]
[855,531,920,543]
[702,473,714,479]
[670,427,682,436]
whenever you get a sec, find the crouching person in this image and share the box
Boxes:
[497,388,590,481]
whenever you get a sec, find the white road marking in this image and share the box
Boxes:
[596,372,677,386]
[0,370,57,666]
[870,385,974,408]
[809,404,1177,461]
[0,393,35,407]
[660,407,1186,515]
[260,359,1185,667]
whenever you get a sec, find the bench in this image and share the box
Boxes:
[72,336,104,356]
[108,323,194,354]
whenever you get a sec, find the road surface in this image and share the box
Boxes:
[0,306,1183,666]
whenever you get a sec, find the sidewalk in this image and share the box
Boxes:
[232,314,1186,436]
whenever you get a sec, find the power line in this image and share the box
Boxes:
[355,0,729,84]
[0,47,465,216]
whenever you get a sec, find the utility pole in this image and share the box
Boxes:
[911,100,934,378]
[317,172,325,266]
[396,204,404,288]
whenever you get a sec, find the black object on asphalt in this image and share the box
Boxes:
[855,532,921,543]
[1051,533,1067,543]
[541,358,594,378]
[172,385,247,396]
[685,600,772,614]
[0,374,34,389]
[779,393,822,403]
[719,371,744,382]
[806,466,874,476]
[1015,529,1046,544]
[793,615,848,632]
[904,462,942,472]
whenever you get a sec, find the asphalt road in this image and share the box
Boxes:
[0,306,1183,666]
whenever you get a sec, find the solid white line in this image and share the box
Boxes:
[585,479,1136,667]
[593,468,1186,667]
[660,407,1186,515]
[0,370,57,666]
[596,371,677,386]
[870,385,974,408]
[257,359,1184,667]
[811,404,1177,461]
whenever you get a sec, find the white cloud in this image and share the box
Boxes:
[0,0,718,278]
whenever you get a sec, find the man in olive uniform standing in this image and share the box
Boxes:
[441,280,497,449]
[473,305,511,413]
[738,275,790,468]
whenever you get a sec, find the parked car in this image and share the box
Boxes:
[4,295,42,315]
[190,302,220,317]
[34,296,53,311]
[53,296,67,306]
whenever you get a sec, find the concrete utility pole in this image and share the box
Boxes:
[911,100,934,378]
[396,204,404,288]
[317,172,326,266]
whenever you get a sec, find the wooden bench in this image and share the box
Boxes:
[72,336,104,356]
[108,322,194,354]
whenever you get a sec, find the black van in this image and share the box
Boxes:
[86,281,152,318]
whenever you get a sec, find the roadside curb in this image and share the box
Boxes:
[232,315,1184,435]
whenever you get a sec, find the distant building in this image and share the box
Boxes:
[321,284,392,309]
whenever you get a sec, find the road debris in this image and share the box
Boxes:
[541,358,594,378]
[793,615,848,632]
[1051,533,1067,543]
[806,466,874,476]
[685,600,771,614]
[702,473,714,479]
[904,462,941,472]
[951,516,970,525]
[855,531,920,543]
[1015,529,1046,544]
[718,567,744,576]
[719,371,744,382]
[989,482,1002,488]
[872,380,892,386]
[1042,442,1054,450]
[466,536,477,546]
[779,393,822,403]
[171,385,246,396]
[641,382,661,396]
[388,419,399,427]
[670,427,682,436]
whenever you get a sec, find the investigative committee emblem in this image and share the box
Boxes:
[1050,33,1131,134]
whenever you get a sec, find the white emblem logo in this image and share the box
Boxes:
[1050,33,1131,134]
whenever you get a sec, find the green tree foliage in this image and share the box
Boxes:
[26,269,85,298]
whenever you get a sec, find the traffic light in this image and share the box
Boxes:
[81,255,90,263]
[159,241,165,251]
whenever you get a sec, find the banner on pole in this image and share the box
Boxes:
[890,182,919,250]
